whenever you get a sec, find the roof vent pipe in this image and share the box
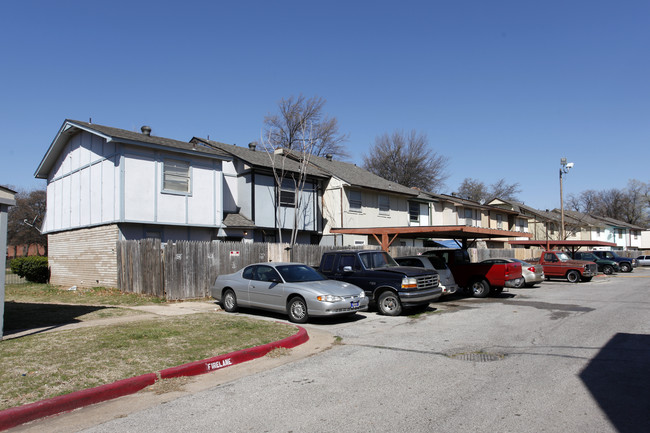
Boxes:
[248,142,257,151]
[326,153,333,161]
[141,126,152,136]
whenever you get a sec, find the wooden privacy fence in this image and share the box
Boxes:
[117,240,542,300]
[117,240,269,300]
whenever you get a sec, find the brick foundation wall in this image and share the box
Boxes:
[48,225,119,288]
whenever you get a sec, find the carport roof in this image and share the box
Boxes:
[330,225,532,250]
[509,239,617,252]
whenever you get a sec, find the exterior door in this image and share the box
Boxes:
[247,265,285,311]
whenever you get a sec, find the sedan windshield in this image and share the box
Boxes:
[275,265,327,282]
[359,251,399,269]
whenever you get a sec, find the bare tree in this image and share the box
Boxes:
[567,189,601,214]
[263,94,348,159]
[457,177,521,203]
[567,180,650,226]
[7,188,47,256]
[259,123,318,254]
[456,178,487,202]
[490,178,521,201]
[362,130,449,192]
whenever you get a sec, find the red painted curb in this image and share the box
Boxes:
[0,326,308,431]
[160,326,310,379]
[0,373,157,431]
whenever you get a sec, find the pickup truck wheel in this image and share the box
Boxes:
[287,297,309,324]
[566,270,580,283]
[377,291,402,316]
[620,262,632,272]
[222,289,238,313]
[470,280,490,298]
[602,265,614,275]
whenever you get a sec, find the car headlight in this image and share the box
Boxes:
[317,295,344,302]
[401,277,417,289]
[358,291,366,298]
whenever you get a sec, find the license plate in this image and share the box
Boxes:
[350,301,359,308]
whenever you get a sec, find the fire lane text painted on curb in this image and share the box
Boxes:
[207,358,233,371]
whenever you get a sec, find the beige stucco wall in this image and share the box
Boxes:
[48,224,119,288]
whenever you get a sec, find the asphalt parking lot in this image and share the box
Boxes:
[15,268,650,433]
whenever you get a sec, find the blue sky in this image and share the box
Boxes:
[2,0,649,210]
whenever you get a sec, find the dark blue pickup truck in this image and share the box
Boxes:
[319,250,441,316]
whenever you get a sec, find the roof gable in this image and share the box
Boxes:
[35,120,231,179]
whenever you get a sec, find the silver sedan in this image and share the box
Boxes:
[211,262,369,323]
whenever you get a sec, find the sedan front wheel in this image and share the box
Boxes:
[287,297,308,323]
[222,289,238,313]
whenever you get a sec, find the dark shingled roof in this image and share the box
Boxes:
[35,120,232,178]
[191,138,329,179]
[68,120,231,158]
[307,153,418,196]
[222,212,256,228]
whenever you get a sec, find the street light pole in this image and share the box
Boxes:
[559,158,574,240]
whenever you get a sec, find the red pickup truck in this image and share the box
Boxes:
[423,249,523,298]
[529,251,598,283]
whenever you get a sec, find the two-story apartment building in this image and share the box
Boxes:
[35,120,233,287]
[35,120,534,287]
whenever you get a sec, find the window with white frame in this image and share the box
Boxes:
[378,194,390,215]
[278,187,296,207]
[517,218,527,232]
[349,190,362,212]
[409,202,419,222]
[464,208,474,226]
[496,214,503,229]
[163,159,190,194]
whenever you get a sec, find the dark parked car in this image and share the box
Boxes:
[573,252,619,275]
[319,250,441,316]
[589,250,637,272]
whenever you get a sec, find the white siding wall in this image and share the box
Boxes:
[124,153,156,221]
[253,173,318,231]
[43,132,224,234]
[43,131,119,233]
[430,202,459,226]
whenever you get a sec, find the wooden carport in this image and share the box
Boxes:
[330,226,532,251]
[508,240,617,254]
